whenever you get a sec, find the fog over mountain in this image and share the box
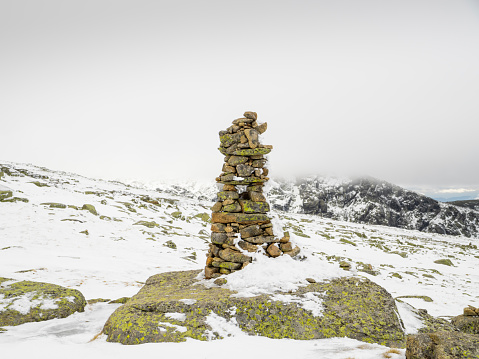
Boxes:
[1,0,479,194]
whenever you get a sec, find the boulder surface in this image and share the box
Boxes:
[451,314,479,335]
[103,269,405,346]
[406,331,479,358]
[0,277,86,326]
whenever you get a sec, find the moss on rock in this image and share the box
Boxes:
[103,270,405,347]
[0,278,86,326]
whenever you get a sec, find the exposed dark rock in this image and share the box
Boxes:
[448,199,479,211]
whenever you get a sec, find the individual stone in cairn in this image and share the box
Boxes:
[463,305,479,316]
[205,112,300,279]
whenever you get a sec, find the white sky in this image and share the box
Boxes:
[1,0,478,191]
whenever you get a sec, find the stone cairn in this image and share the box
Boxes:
[205,111,300,279]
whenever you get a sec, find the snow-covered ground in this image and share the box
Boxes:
[1,161,478,359]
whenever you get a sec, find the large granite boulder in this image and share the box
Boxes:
[103,270,405,346]
[452,314,479,335]
[0,277,86,327]
[406,331,479,358]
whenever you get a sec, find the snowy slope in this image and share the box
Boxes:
[1,161,478,359]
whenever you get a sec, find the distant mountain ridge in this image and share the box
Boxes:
[2,161,478,238]
[448,200,479,212]
[267,176,479,238]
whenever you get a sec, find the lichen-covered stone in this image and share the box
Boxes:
[2,197,29,203]
[284,246,301,257]
[406,331,479,358]
[212,212,270,224]
[242,235,277,244]
[134,221,159,228]
[266,243,281,257]
[194,213,210,222]
[219,147,271,156]
[41,202,67,209]
[239,200,270,214]
[211,223,227,232]
[244,128,260,149]
[205,266,219,279]
[240,225,263,239]
[236,164,254,177]
[280,242,293,252]
[227,156,248,166]
[103,270,405,347]
[0,277,86,327]
[211,201,223,212]
[252,159,266,168]
[452,315,479,334]
[212,261,242,270]
[433,259,454,266]
[243,111,257,120]
[219,177,267,185]
[222,202,242,213]
[211,232,234,245]
[217,191,240,201]
[232,117,255,125]
[249,191,266,202]
[220,174,235,182]
[218,248,252,263]
[163,240,177,249]
[30,181,49,187]
[256,122,267,134]
[219,132,242,148]
[82,204,98,215]
[0,190,13,202]
[247,184,264,192]
[238,241,259,252]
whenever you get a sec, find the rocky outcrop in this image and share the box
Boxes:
[452,315,479,335]
[268,176,479,238]
[0,277,86,326]
[103,270,405,347]
[205,112,299,279]
[406,331,479,358]
[451,305,479,335]
[449,200,479,212]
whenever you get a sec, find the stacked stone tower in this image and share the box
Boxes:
[205,112,300,279]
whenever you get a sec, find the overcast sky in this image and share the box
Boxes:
[1,0,478,196]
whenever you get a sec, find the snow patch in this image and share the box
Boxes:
[158,322,188,333]
[270,291,324,317]
[205,312,244,339]
[179,299,197,305]
[0,292,60,314]
[165,312,187,322]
